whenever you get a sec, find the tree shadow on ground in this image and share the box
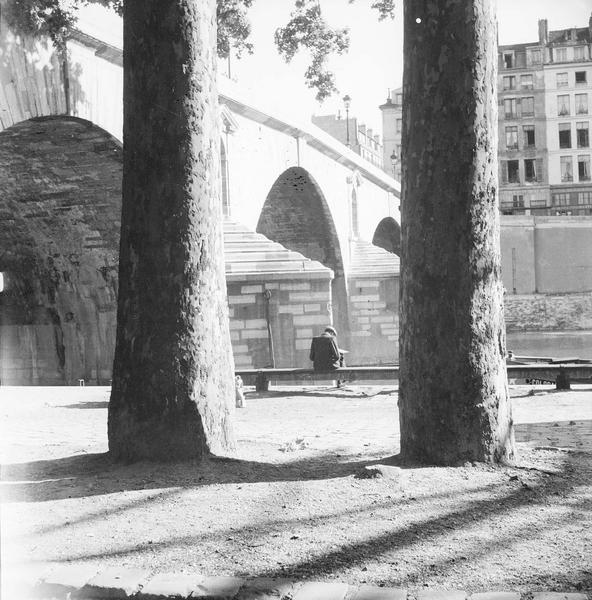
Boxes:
[243,450,591,587]
[245,387,396,400]
[60,401,110,409]
[37,449,591,591]
[4,416,591,503]
[1,450,388,503]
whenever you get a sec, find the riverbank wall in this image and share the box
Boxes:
[505,292,592,332]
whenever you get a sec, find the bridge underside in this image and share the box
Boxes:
[0,116,121,384]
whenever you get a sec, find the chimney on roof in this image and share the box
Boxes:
[538,18,548,45]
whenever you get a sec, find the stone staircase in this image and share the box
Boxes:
[349,239,400,279]
[223,219,331,279]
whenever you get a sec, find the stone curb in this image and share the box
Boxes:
[4,567,591,600]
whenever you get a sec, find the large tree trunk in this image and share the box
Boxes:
[108,0,236,461]
[398,0,515,465]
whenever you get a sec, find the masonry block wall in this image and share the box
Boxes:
[347,276,399,365]
[504,292,592,332]
[227,276,332,370]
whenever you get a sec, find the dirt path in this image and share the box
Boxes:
[1,385,591,593]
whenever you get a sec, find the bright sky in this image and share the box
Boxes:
[78,0,592,134]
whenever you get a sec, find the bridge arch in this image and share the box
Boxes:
[256,166,350,341]
[0,116,122,384]
[372,216,401,256]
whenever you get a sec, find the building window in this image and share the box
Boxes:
[395,93,403,105]
[574,46,586,61]
[513,194,524,207]
[560,156,573,182]
[556,72,568,88]
[578,155,591,181]
[520,74,533,90]
[507,160,520,183]
[559,123,572,148]
[396,118,402,134]
[528,49,542,65]
[575,71,587,85]
[504,98,517,118]
[577,122,589,148]
[555,47,568,62]
[524,159,537,182]
[575,93,588,115]
[578,191,592,205]
[521,96,534,117]
[553,193,569,206]
[503,52,514,68]
[505,126,518,150]
[503,76,516,90]
[0,272,4,293]
[523,125,536,147]
[557,95,570,116]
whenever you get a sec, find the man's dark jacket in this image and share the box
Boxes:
[309,332,341,370]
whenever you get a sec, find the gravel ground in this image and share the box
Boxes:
[1,384,591,593]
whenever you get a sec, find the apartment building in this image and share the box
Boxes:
[380,14,592,215]
[311,114,384,170]
[378,88,403,180]
[499,15,592,215]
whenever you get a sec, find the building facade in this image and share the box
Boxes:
[380,14,592,216]
[499,15,592,215]
[311,114,384,170]
[378,88,403,180]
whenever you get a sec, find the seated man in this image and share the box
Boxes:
[309,326,345,371]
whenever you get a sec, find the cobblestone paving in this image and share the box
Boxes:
[5,565,592,600]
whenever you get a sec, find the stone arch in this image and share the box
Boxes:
[0,116,122,385]
[257,166,350,344]
[372,216,401,256]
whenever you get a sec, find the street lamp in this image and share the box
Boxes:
[342,94,351,147]
[390,150,399,178]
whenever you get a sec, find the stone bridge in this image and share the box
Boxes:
[2,18,591,385]
[0,21,402,384]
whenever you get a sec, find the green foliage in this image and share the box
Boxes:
[4,0,252,56]
[368,0,395,20]
[217,0,254,59]
[275,0,349,102]
[3,0,79,50]
[3,0,395,101]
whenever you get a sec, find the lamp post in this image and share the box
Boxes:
[342,94,351,147]
[390,150,399,178]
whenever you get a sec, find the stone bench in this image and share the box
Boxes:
[235,364,592,392]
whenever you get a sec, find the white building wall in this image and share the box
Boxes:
[223,106,399,276]
[543,62,592,187]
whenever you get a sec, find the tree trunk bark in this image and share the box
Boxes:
[399,0,515,465]
[108,0,236,461]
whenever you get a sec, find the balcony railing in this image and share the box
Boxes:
[500,201,592,215]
